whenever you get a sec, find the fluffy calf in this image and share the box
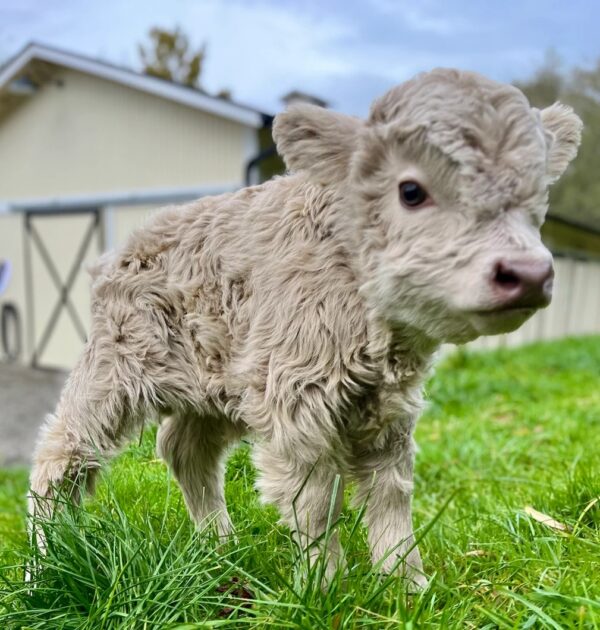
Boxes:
[29,69,581,587]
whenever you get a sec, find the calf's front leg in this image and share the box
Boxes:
[253,443,345,580]
[351,422,427,589]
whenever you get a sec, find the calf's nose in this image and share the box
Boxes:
[491,257,554,309]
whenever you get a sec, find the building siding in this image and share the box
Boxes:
[0,67,251,201]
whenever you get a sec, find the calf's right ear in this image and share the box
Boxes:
[273,104,363,184]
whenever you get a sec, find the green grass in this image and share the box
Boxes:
[1,336,599,628]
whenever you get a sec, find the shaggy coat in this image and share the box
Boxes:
[29,69,582,587]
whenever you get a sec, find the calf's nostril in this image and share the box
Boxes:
[494,264,521,290]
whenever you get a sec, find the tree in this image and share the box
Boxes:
[139,27,205,88]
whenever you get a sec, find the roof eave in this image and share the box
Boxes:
[0,42,266,128]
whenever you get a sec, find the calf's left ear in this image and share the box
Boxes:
[273,104,363,184]
[539,103,583,182]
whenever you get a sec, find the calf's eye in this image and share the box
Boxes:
[399,181,429,209]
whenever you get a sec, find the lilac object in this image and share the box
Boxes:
[0,259,12,295]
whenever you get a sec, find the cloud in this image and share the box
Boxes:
[369,0,473,35]
[1,0,599,116]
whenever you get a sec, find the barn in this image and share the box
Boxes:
[0,42,272,370]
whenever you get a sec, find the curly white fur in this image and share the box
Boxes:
[29,68,581,588]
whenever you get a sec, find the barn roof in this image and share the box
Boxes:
[0,42,270,128]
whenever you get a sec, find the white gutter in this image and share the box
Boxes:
[0,183,240,213]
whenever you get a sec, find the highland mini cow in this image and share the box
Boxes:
[29,69,582,588]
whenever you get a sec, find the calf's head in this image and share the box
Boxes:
[273,69,582,344]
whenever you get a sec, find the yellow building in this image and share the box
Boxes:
[0,42,271,370]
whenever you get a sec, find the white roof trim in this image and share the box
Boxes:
[0,43,265,128]
[0,182,240,213]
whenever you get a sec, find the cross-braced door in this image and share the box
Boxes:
[24,209,102,369]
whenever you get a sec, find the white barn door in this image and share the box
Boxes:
[24,209,102,370]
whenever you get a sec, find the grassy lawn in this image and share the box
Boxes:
[0,336,599,628]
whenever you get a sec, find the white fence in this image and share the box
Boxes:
[466,256,600,351]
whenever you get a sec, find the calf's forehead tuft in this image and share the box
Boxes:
[370,69,531,126]
[367,69,547,194]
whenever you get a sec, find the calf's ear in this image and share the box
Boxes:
[273,104,363,184]
[539,103,583,182]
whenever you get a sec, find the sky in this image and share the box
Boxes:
[1,0,599,116]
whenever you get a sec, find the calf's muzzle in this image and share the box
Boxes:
[491,257,554,310]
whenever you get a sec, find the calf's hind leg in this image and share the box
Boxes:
[157,412,237,537]
[28,348,140,534]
